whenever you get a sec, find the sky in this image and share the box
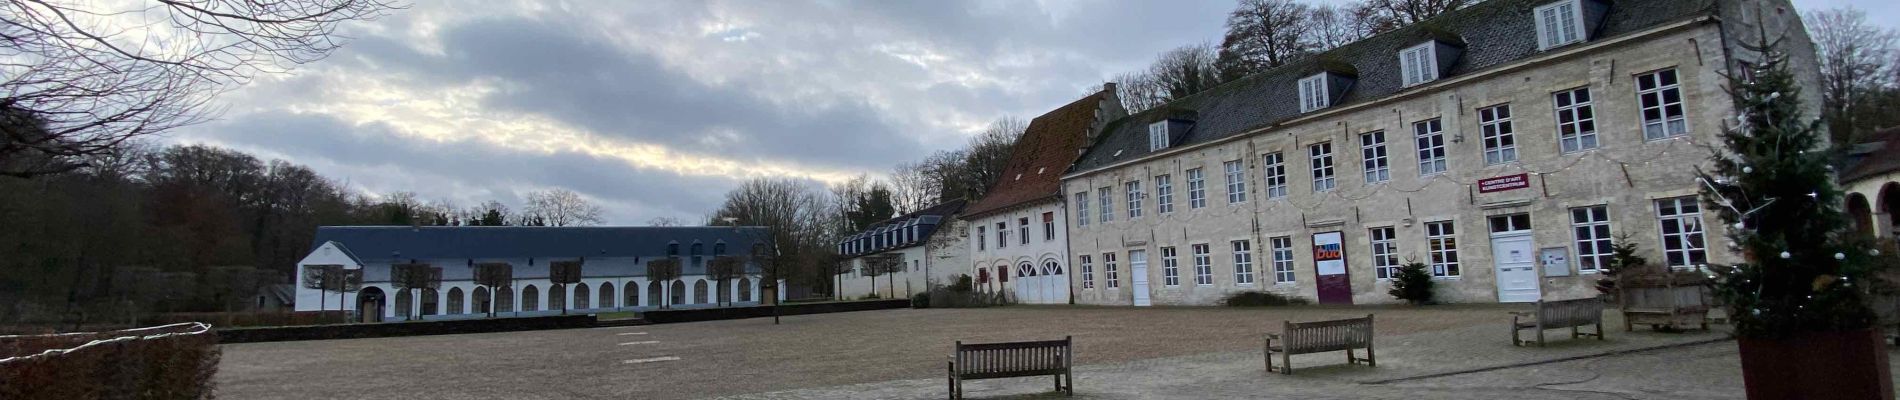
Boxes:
[167,0,1899,225]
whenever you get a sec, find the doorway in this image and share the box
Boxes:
[1489,213,1541,303]
[357,286,385,323]
[1312,231,1352,305]
[1129,250,1151,307]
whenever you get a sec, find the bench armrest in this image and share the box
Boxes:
[1264,333,1282,340]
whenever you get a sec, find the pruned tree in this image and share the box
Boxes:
[472,262,514,318]
[646,258,682,309]
[389,263,441,321]
[548,260,583,315]
[1808,7,1898,142]
[0,0,403,179]
[300,265,343,316]
[523,188,605,227]
[330,268,362,323]
[1217,0,1317,81]
[707,256,744,307]
[858,258,885,299]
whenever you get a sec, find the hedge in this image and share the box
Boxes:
[218,314,596,343]
[0,323,220,400]
[640,299,910,324]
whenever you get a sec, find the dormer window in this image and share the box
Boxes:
[1535,0,1585,50]
[1148,122,1170,151]
[1299,74,1330,113]
[1399,43,1439,87]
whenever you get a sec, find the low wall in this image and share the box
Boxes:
[218,315,596,344]
[640,299,910,324]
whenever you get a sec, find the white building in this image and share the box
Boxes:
[835,200,968,300]
[293,226,771,322]
[962,87,1126,304]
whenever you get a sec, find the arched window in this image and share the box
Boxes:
[447,287,465,314]
[718,279,731,304]
[496,286,514,312]
[549,284,566,311]
[1017,262,1036,278]
[670,281,686,305]
[738,278,752,302]
[667,242,680,257]
[473,287,491,315]
[624,281,639,308]
[420,288,439,316]
[573,283,590,309]
[395,289,413,318]
[522,285,539,311]
[997,266,1009,283]
[977,268,990,284]
[647,281,663,307]
[693,280,709,304]
[714,242,727,256]
[1043,260,1063,275]
[600,282,615,309]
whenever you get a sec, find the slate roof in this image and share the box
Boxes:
[965,90,1110,218]
[1843,127,1900,183]
[1070,0,1717,175]
[309,226,771,261]
[841,199,967,258]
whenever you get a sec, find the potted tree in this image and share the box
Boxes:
[1700,33,1892,399]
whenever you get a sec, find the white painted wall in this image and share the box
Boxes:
[964,200,1071,303]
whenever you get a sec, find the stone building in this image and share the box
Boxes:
[1063,0,1822,305]
[1843,127,1900,239]
[834,200,968,300]
[964,87,1125,304]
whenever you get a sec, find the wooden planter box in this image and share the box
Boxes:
[1738,328,1894,400]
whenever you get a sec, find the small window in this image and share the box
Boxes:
[1488,213,1533,233]
[1231,240,1254,285]
[1042,212,1055,241]
[1161,247,1180,287]
[1103,252,1120,289]
[1270,236,1296,284]
[1370,227,1400,280]
[1262,153,1287,199]
[1191,244,1213,286]
[1148,122,1170,151]
[1535,0,1585,50]
[1480,104,1517,165]
[1098,187,1114,223]
[1075,192,1089,227]
[1571,206,1612,273]
[1155,174,1175,213]
[1187,168,1207,209]
[1414,119,1448,175]
[1126,180,1144,218]
[1223,160,1247,204]
[1656,197,1707,268]
[1426,221,1461,277]
[1080,255,1095,289]
[1018,217,1030,245]
[1399,43,1439,87]
[1299,74,1330,113]
[1637,69,1688,139]
[996,222,1008,249]
[1310,143,1336,192]
[976,227,986,250]
[1553,87,1599,152]
[1361,131,1389,183]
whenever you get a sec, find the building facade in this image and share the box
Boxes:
[1064,0,1821,306]
[293,226,770,322]
[835,200,969,299]
[963,87,1126,304]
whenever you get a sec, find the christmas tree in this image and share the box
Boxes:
[1701,33,1883,339]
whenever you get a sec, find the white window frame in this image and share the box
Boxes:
[1155,174,1174,214]
[1187,168,1207,209]
[1104,252,1120,289]
[1656,197,1707,269]
[1553,87,1599,153]
[996,222,1008,249]
[1399,42,1439,87]
[1534,0,1585,50]
[1043,212,1055,241]
[1262,152,1287,199]
[1224,160,1247,204]
[1637,69,1689,140]
[1232,240,1255,285]
[1414,119,1447,175]
[1371,227,1400,280]
[1270,236,1296,284]
[1125,181,1143,219]
[1192,244,1213,286]
[1571,205,1612,274]
[1310,143,1336,192]
[975,227,985,250]
[1098,187,1113,223]
[1018,217,1030,245]
[1074,192,1089,227]
[1426,221,1461,278]
[1148,122,1170,151]
[1299,74,1330,113]
[1480,104,1517,165]
[1361,131,1390,183]
[1161,247,1180,287]
[1080,255,1095,289]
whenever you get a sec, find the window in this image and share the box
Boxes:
[1262,153,1287,199]
[1155,174,1174,213]
[1075,192,1089,227]
[1400,42,1439,87]
[1426,221,1461,277]
[1638,69,1688,139]
[1371,227,1400,280]
[1270,236,1296,284]
[1480,104,1517,164]
[1361,131,1389,183]
[1104,252,1120,289]
[996,222,1008,249]
[1310,143,1336,192]
[1192,244,1213,286]
[1187,168,1207,208]
[1299,74,1330,113]
[1232,240,1255,285]
[1126,180,1144,218]
[1553,87,1599,152]
[1224,160,1247,204]
[1042,212,1055,241]
[1656,197,1707,268]
[1488,213,1532,233]
[1415,119,1447,175]
[1571,205,1613,273]
[1148,122,1170,151]
[1080,255,1095,289]
[1018,217,1030,245]
[1535,0,1585,50]
[1098,187,1113,223]
[1161,247,1180,287]
[976,227,986,250]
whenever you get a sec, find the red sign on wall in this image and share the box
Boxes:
[1478,173,1531,193]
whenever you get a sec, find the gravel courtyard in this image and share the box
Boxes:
[217,305,1731,399]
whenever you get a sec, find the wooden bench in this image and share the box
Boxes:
[947,336,1072,399]
[1511,298,1607,346]
[1264,314,1374,375]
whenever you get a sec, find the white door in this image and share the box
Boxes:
[1491,233,1540,303]
[1129,250,1151,307]
[1040,260,1069,304]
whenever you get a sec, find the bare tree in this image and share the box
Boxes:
[888,161,935,214]
[472,262,513,317]
[1217,0,1316,81]
[523,188,605,227]
[1808,7,1898,141]
[1114,72,1170,114]
[646,216,685,227]
[1,0,403,178]
[1308,4,1370,51]
[1352,0,1470,35]
[709,178,835,298]
[1151,43,1223,101]
[707,255,743,307]
[961,117,1026,197]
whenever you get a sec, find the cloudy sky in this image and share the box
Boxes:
[169,0,1897,225]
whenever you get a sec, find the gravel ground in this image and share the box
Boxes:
[216,305,1522,399]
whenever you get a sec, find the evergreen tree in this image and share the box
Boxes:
[1702,33,1885,338]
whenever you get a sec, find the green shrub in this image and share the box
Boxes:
[948,274,973,293]
[1388,262,1435,305]
[1221,291,1310,307]
[911,293,930,308]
